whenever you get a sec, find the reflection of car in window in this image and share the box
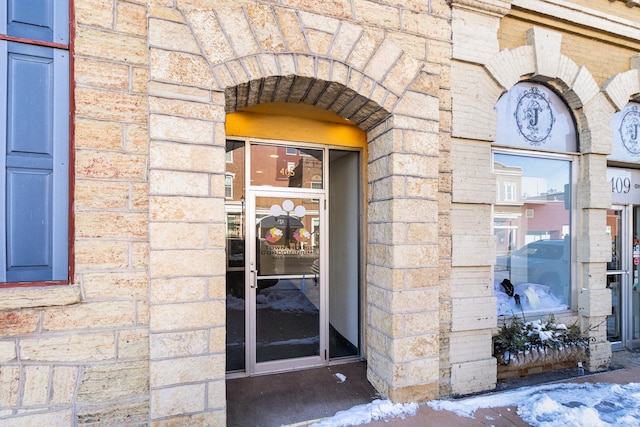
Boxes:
[495,239,569,298]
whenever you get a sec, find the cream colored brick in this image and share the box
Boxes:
[149,170,210,196]
[149,18,200,54]
[348,27,385,70]
[354,0,400,29]
[75,27,147,66]
[208,379,227,409]
[75,88,147,123]
[75,240,130,270]
[76,211,148,239]
[451,358,496,395]
[75,118,123,150]
[77,361,149,402]
[132,66,149,94]
[51,367,79,405]
[389,334,439,362]
[125,124,149,153]
[20,334,115,362]
[150,114,214,145]
[150,141,220,172]
[403,357,439,385]
[118,329,150,360]
[75,180,131,209]
[451,296,497,331]
[22,366,50,406]
[150,330,209,359]
[0,365,19,407]
[75,0,113,28]
[43,301,136,331]
[149,300,225,331]
[0,410,72,427]
[0,286,81,312]
[150,48,216,88]
[149,196,224,222]
[450,267,493,298]
[0,310,40,336]
[449,330,493,364]
[76,150,147,180]
[150,383,206,419]
[115,2,146,37]
[246,5,286,52]
[0,341,16,362]
[75,58,130,89]
[86,270,131,301]
[388,288,439,313]
[452,8,500,63]
[150,354,224,387]
[148,81,212,103]
[578,288,612,317]
[149,222,208,250]
[150,277,208,303]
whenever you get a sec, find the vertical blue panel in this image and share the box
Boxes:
[7,45,53,157]
[0,41,7,281]
[7,0,54,42]
[6,169,52,270]
[51,48,69,280]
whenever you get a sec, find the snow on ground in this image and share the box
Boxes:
[312,382,640,427]
[310,399,419,427]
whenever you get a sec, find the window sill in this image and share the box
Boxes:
[0,284,81,311]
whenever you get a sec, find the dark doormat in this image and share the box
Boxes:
[226,361,379,427]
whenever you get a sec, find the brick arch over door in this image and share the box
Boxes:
[147,4,448,422]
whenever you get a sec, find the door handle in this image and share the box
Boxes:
[250,269,257,289]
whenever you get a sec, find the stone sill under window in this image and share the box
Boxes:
[0,284,81,311]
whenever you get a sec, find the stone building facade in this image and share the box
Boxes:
[0,0,638,425]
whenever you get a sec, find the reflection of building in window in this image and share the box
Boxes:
[226,150,233,162]
[286,147,297,155]
[493,153,572,312]
[312,218,320,248]
[225,173,234,198]
[227,213,241,237]
[504,182,517,201]
[311,182,322,189]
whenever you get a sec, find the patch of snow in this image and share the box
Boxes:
[310,399,418,427]
[310,381,640,427]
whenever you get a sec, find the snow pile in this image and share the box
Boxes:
[310,399,419,427]
[428,382,640,426]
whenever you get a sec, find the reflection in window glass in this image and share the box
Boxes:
[250,144,323,189]
[494,153,571,316]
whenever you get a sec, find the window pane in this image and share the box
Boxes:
[494,153,571,316]
[250,144,323,189]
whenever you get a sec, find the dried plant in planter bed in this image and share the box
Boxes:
[493,315,590,374]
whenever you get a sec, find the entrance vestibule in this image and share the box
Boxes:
[225,140,362,376]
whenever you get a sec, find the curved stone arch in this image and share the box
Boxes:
[178,5,427,130]
[603,58,640,111]
[481,27,607,153]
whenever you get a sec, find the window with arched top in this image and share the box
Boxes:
[493,83,578,317]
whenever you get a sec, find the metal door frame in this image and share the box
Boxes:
[245,180,328,376]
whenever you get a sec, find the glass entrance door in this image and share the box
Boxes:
[607,208,626,349]
[247,192,325,374]
[607,206,640,350]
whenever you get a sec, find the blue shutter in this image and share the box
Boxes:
[7,0,53,42]
[1,44,68,282]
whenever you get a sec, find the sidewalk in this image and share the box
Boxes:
[310,350,640,427]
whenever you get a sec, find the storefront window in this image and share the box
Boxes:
[493,83,577,317]
[494,153,572,315]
